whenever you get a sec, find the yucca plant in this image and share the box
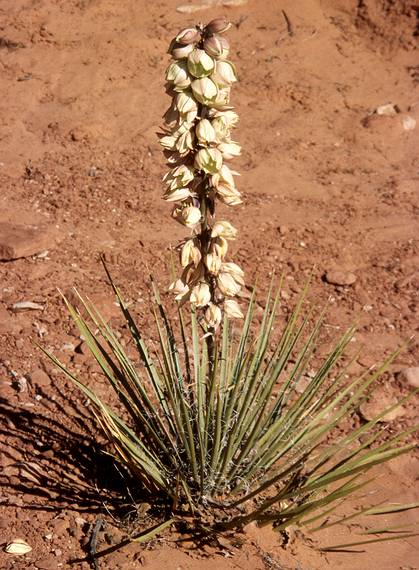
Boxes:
[44,17,418,550]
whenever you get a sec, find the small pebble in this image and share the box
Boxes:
[324,270,357,286]
[397,367,419,389]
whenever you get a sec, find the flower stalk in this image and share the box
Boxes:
[160,18,244,331]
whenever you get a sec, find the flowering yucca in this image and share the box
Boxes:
[160,18,242,331]
[43,15,419,554]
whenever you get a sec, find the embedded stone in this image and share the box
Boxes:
[0,222,52,261]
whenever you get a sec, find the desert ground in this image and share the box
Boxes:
[0,0,418,568]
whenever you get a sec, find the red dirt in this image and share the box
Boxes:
[0,0,418,569]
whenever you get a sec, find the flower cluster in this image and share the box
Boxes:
[160,17,244,331]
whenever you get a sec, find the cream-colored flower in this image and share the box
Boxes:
[176,92,198,121]
[210,115,229,140]
[174,120,194,135]
[187,49,215,78]
[163,187,192,202]
[195,147,223,174]
[216,185,243,206]
[221,261,244,284]
[159,134,177,151]
[211,221,238,240]
[172,204,202,228]
[212,61,237,87]
[209,109,239,129]
[217,271,242,296]
[190,282,211,307]
[211,236,229,257]
[169,278,190,301]
[191,77,218,105]
[180,238,202,267]
[205,252,222,274]
[166,61,191,90]
[163,165,194,190]
[175,129,194,156]
[195,119,217,145]
[204,303,222,329]
[213,87,231,107]
[218,141,241,160]
[212,164,238,189]
[212,165,242,204]
[172,43,194,60]
[224,299,244,319]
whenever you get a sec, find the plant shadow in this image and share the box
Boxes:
[0,383,149,518]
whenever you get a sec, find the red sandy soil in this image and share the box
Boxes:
[0,0,418,568]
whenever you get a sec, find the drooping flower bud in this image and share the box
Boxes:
[191,77,218,105]
[190,282,211,307]
[187,49,215,78]
[195,119,217,145]
[204,35,230,59]
[212,61,237,87]
[172,204,202,228]
[195,147,223,174]
[206,18,232,35]
[181,238,202,267]
[176,27,201,45]
[218,271,242,296]
[218,141,241,159]
[211,221,238,240]
[204,303,222,329]
[224,299,244,319]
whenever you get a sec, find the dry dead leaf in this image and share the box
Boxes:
[5,538,32,556]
